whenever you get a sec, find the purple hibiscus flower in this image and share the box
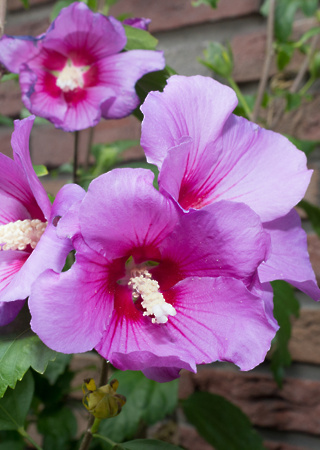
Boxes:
[29,168,276,382]
[140,75,320,302]
[123,17,151,30]
[0,2,165,132]
[0,116,85,326]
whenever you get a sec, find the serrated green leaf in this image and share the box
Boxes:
[122,440,183,449]
[183,392,265,450]
[298,199,320,237]
[33,165,48,177]
[270,281,300,387]
[0,307,57,398]
[192,0,220,7]
[98,371,178,443]
[0,371,34,430]
[124,25,158,50]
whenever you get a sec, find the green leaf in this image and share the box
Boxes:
[233,94,255,118]
[91,140,139,176]
[183,392,265,450]
[0,306,57,398]
[310,50,320,78]
[285,92,301,111]
[0,440,24,450]
[300,0,319,16]
[285,135,320,156]
[1,74,19,83]
[19,0,29,8]
[42,354,72,385]
[294,26,320,48]
[122,440,183,449]
[20,108,49,125]
[270,281,300,387]
[98,371,178,443]
[37,406,77,449]
[192,0,220,7]
[298,199,320,237]
[276,42,295,71]
[0,371,34,430]
[124,25,158,50]
[199,42,233,78]
[0,115,14,127]
[33,165,48,177]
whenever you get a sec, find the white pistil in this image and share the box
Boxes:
[56,62,85,92]
[0,219,47,251]
[129,268,176,324]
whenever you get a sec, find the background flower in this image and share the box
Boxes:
[0,2,165,131]
[140,75,320,302]
[0,116,84,326]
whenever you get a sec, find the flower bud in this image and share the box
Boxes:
[82,378,126,419]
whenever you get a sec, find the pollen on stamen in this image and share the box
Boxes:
[128,268,176,324]
[0,219,48,251]
[56,63,85,92]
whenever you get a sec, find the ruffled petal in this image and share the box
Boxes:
[30,257,113,353]
[155,200,269,288]
[99,50,165,119]
[0,35,41,73]
[0,184,82,303]
[11,117,52,219]
[258,209,320,300]
[165,276,276,371]
[140,75,237,168]
[80,168,180,260]
[95,285,195,379]
[61,85,115,132]
[42,3,126,61]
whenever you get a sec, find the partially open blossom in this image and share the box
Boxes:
[0,116,85,326]
[29,168,276,382]
[140,75,320,302]
[123,17,151,30]
[0,2,165,132]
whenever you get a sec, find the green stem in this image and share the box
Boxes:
[299,76,316,96]
[226,76,252,120]
[92,433,120,448]
[18,427,43,450]
[91,417,102,434]
[73,130,80,184]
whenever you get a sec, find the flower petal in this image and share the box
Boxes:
[99,50,165,119]
[155,200,270,288]
[0,35,41,73]
[258,209,320,300]
[80,168,180,260]
[11,117,52,219]
[30,256,113,353]
[165,276,276,371]
[0,300,25,326]
[0,184,82,303]
[0,251,28,295]
[140,75,238,168]
[42,3,126,61]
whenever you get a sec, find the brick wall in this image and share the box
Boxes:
[2,1,320,449]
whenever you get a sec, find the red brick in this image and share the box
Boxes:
[179,369,320,435]
[110,0,260,33]
[307,234,320,286]
[289,309,320,365]
[231,18,318,83]
[0,79,23,117]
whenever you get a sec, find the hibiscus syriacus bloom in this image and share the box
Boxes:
[0,2,165,131]
[141,75,320,302]
[29,168,276,382]
[0,116,85,326]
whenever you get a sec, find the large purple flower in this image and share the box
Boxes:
[0,2,165,131]
[0,116,85,326]
[140,75,320,301]
[29,168,276,381]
